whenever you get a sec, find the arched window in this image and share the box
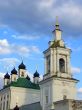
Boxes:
[59,58,65,73]
[21,72,24,77]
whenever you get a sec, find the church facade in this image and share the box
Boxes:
[0,62,40,110]
[0,19,82,110]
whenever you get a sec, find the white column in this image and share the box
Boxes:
[53,50,56,74]
[56,51,59,73]
[50,49,53,75]
[67,55,71,75]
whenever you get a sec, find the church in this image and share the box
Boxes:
[0,18,82,110]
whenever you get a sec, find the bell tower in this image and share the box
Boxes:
[43,17,71,79]
[40,18,79,110]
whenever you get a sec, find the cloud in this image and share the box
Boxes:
[0,39,41,56]
[71,67,81,74]
[78,88,82,93]
[31,46,41,54]
[0,72,5,89]
[0,39,11,54]
[0,58,20,71]
[0,0,81,37]
[0,39,9,47]
[12,35,40,40]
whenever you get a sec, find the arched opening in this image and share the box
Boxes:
[59,58,65,73]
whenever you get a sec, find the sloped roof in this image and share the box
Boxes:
[4,78,40,90]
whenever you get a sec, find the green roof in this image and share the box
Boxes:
[4,78,40,90]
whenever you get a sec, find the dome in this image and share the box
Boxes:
[4,73,10,79]
[18,61,26,69]
[11,68,17,75]
[33,70,39,77]
[14,105,19,110]
[26,75,30,80]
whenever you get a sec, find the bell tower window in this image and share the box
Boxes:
[59,58,65,73]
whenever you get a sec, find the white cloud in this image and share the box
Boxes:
[0,58,20,70]
[31,46,41,54]
[0,39,11,54]
[1,0,82,37]
[0,72,5,89]
[0,39,9,47]
[71,67,81,74]
[0,39,41,56]
[12,35,40,40]
[78,88,82,93]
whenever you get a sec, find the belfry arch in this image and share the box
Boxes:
[59,58,65,73]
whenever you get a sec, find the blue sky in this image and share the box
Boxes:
[0,0,82,98]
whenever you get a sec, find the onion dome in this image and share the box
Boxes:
[4,72,10,79]
[18,61,26,69]
[14,105,19,110]
[11,68,17,75]
[33,70,39,78]
[26,75,30,80]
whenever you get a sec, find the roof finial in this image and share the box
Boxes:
[56,16,59,26]
[36,64,38,71]
[21,56,23,62]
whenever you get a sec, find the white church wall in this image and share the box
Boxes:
[10,87,40,109]
[0,87,10,110]
[52,79,77,102]
[40,80,53,110]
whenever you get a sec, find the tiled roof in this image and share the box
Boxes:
[4,78,40,90]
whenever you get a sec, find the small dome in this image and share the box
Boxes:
[11,68,17,75]
[33,70,39,77]
[14,105,19,110]
[26,75,30,80]
[4,73,10,79]
[18,61,26,69]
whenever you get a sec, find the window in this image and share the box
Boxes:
[0,103,2,110]
[7,95,9,99]
[46,96,48,104]
[14,77,16,81]
[59,58,65,73]
[21,72,24,77]
[3,102,5,110]
[6,101,8,110]
[7,81,9,85]
[1,97,2,101]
